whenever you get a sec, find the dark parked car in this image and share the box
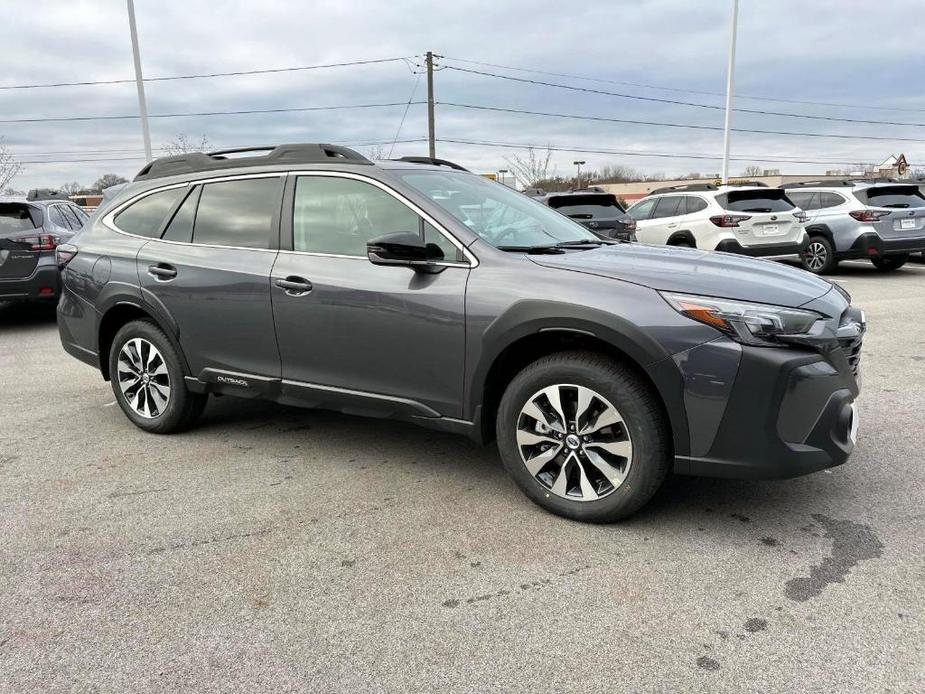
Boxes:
[0,189,89,304]
[531,189,637,242]
[58,145,864,522]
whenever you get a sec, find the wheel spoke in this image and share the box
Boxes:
[580,407,623,435]
[586,439,632,459]
[550,457,572,497]
[148,384,168,413]
[575,386,595,431]
[516,430,560,447]
[523,444,563,475]
[586,449,628,487]
[539,385,567,430]
[576,461,599,501]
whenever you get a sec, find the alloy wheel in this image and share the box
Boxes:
[117,337,171,418]
[804,241,827,271]
[516,384,633,501]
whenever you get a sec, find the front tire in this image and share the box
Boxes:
[871,254,908,272]
[108,320,206,433]
[496,351,670,522]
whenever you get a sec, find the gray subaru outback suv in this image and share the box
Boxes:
[783,179,925,274]
[57,144,865,522]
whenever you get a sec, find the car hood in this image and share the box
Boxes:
[529,243,834,308]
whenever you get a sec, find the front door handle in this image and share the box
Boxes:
[275,276,313,295]
[148,263,177,280]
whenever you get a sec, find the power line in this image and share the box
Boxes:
[435,137,885,166]
[440,56,925,115]
[0,56,413,91]
[441,65,925,128]
[438,102,925,143]
[0,102,426,124]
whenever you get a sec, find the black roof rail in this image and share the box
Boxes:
[781,178,896,189]
[392,156,469,172]
[567,186,607,193]
[523,187,546,197]
[647,183,717,196]
[26,188,71,201]
[725,180,768,188]
[133,143,372,181]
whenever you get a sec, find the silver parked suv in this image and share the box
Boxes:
[783,179,925,274]
[627,182,809,259]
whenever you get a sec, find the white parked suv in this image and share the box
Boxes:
[626,183,809,258]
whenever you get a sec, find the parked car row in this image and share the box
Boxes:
[529,178,925,275]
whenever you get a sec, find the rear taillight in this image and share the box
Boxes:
[793,211,808,223]
[849,210,891,223]
[709,214,751,228]
[14,233,59,250]
[56,243,78,269]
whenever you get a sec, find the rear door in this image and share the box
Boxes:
[716,188,802,248]
[0,203,43,282]
[641,195,685,245]
[133,175,284,383]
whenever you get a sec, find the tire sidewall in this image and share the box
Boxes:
[497,357,667,522]
[108,320,189,433]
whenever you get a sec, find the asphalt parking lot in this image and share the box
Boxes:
[1,261,923,693]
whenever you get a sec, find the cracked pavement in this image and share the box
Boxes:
[1,260,923,693]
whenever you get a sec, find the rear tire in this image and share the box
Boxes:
[871,254,908,272]
[108,320,206,434]
[801,236,837,274]
[496,351,671,523]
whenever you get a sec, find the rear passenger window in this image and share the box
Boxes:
[651,196,684,219]
[193,178,282,249]
[685,197,707,214]
[114,188,184,238]
[162,187,200,243]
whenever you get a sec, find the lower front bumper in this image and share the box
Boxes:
[674,343,859,480]
[714,235,810,258]
[840,232,925,259]
[0,259,60,301]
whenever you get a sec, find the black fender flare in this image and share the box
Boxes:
[466,300,690,456]
[667,230,697,247]
[804,224,834,245]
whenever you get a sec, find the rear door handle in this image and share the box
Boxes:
[148,263,177,280]
[275,276,313,295]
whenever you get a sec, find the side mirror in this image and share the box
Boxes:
[367,232,445,272]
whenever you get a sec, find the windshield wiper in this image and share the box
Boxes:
[497,239,605,254]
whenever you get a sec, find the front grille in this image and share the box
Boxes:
[838,334,863,375]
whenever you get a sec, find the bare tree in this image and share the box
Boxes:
[740,165,763,177]
[60,181,84,195]
[92,174,129,192]
[596,164,643,183]
[162,134,211,156]
[505,147,555,187]
[0,138,23,192]
[366,144,386,160]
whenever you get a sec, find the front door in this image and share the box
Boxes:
[135,175,284,381]
[271,173,470,418]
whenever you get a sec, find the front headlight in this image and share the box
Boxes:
[661,292,823,347]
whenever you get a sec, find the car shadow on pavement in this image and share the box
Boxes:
[0,301,58,327]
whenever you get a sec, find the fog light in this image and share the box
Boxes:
[39,287,54,295]
[867,247,878,256]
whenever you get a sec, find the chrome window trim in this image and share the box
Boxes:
[100,170,478,267]
[288,170,478,268]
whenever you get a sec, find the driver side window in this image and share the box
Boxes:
[293,176,459,260]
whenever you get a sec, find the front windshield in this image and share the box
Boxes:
[397,170,599,249]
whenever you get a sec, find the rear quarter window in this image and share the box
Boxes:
[717,189,794,212]
[114,188,184,238]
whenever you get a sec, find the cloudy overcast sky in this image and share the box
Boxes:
[4,0,925,190]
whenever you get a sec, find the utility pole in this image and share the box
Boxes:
[721,0,739,184]
[573,160,586,189]
[126,0,152,162]
[426,51,436,159]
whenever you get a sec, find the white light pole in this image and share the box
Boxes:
[127,0,152,162]
[574,160,586,189]
[720,0,739,185]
